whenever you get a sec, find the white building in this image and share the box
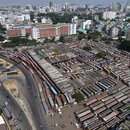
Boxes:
[102,11,116,20]
[0,15,5,25]
[110,27,119,37]
[31,27,40,40]
[69,23,77,35]
[71,16,79,27]
[80,20,92,29]
[41,17,53,24]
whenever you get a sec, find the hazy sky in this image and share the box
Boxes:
[0,0,126,6]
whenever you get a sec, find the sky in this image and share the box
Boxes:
[0,0,127,6]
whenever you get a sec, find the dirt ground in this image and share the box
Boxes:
[45,103,83,130]
[0,58,13,68]
[4,80,19,97]
[44,77,124,130]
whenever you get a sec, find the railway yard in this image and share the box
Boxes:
[0,40,130,130]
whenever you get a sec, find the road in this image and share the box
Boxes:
[0,83,32,130]
[0,56,49,130]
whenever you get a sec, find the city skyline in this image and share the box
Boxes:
[0,0,127,6]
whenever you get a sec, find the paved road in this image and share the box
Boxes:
[0,83,32,130]
[0,56,49,130]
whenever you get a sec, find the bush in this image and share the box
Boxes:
[72,93,84,103]
[96,51,105,58]
[83,46,92,51]
[118,40,130,52]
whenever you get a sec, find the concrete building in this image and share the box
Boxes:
[0,116,6,130]
[102,11,116,20]
[7,23,77,40]
[80,20,92,29]
[125,30,130,40]
[71,16,79,27]
[110,27,119,38]
[41,17,52,24]
[7,25,31,37]
[0,15,5,25]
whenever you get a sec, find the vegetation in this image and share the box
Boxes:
[72,92,84,103]
[0,35,6,41]
[0,24,6,34]
[88,31,101,40]
[2,37,38,47]
[59,35,64,42]
[0,108,2,115]
[78,32,86,40]
[38,13,92,24]
[102,36,113,41]
[118,39,130,52]
[25,33,29,39]
[83,46,92,51]
[96,51,105,58]
[53,48,62,55]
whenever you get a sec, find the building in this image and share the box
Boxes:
[7,23,76,40]
[71,16,79,27]
[102,11,116,20]
[7,25,31,37]
[80,20,92,30]
[63,36,77,43]
[125,30,130,40]
[49,2,53,8]
[0,116,6,130]
[110,27,119,38]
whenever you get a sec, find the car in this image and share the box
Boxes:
[6,95,10,99]
[74,122,79,128]
[58,108,62,114]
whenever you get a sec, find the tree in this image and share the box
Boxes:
[51,36,55,42]
[0,108,2,115]
[96,51,105,58]
[14,48,18,52]
[118,40,130,52]
[0,35,6,41]
[88,31,101,40]
[25,33,29,39]
[44,38,49,43]
[78,33,86,40]
[59,35,64,42]
[0,24,6,34]
[83,46,92,51]
[72,93,84,103]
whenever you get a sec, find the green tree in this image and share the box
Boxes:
[72,93,84,103]
[88,31,101,40]
[78,33,86,40]
[59,35,64,42]
[0,24,6,34]
[96,51,105,58]
[44,38,49,43]
[25,33,29,38]
[0,108,2,115]
[0,35,6,41]
[118,40,130,52]
[83,46,92,51]
[51,36,55,42]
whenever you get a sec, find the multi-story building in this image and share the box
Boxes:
[7,26,31,37]
[7,23,77,40]
[125,30,130,40]
[80,20,92,30]
[110,27,119,38]
[102,11,116,20]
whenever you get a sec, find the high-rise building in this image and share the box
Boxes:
[49,2,53,8]
[102,11,116,20]
[110,27,119,37]
[65,3,69,11]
